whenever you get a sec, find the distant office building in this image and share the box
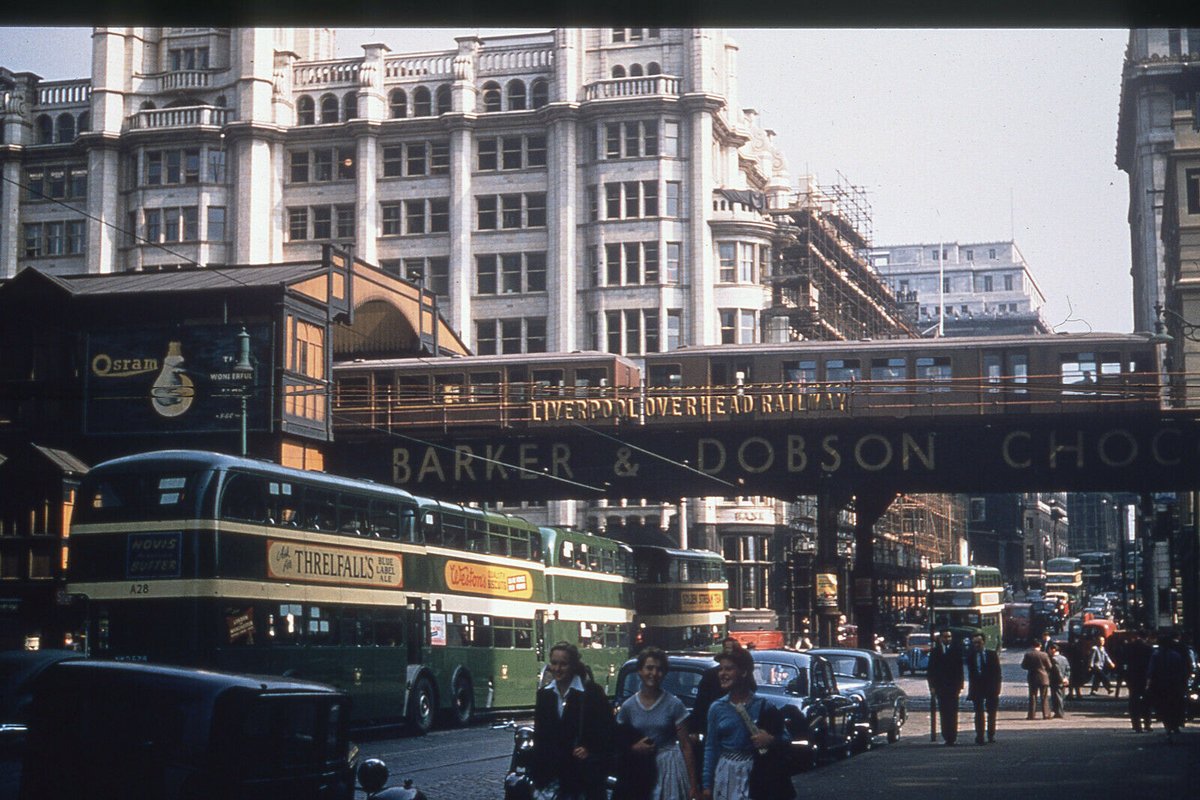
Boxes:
[869,241,1050,336]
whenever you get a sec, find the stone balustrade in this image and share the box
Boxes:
[383,53,454,79]
[129,105,230,130]
[159,70,213,91]
[583,75,680,101]
[294,60,360,88]
[477,46,555,74]
[36,80,91,108]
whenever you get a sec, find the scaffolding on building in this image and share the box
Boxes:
[764,173,915,342]
[882,493,963,568]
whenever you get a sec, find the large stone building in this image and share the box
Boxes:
[1117,28,1200,635]
[0,26,962,641]
[869,240,1050,337]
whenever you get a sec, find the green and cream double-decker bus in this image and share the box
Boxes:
[1044,556,1083,609]
[927,564,1004,651]
[631,545,728,652]
[67,450,634,732]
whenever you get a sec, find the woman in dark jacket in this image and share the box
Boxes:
[530,641,614,800]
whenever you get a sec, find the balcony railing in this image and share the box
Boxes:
[36,80,91,108]
[159,70,213,92]
[383,53,454,80]
[583,75,680,101]
[294,60,361,88]
[478,46,554,74]
[129,105,229,130]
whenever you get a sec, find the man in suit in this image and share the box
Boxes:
[966,633,1002,743]
[926,628,965,745]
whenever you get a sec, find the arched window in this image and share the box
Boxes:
[611,65,626,79]
[530,79,549,109]
[388,89,407,119]
[412,86,431,116]
[76,112,90,133]
[480,81,501,112]
[506,80,526,111]
[647,62,662,76]
[55,113,75,143]
[435,84,452,115]
[36,114,53,144]
[296,95,315,125]
[629,64,644,77]
[214,95,227,107]
[343,92,357,121]
[319,94,339,123]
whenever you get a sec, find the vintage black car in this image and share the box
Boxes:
[0,650,83,755]
[613,651,856,768]
[20,660,359,800]
[808,647,907,749]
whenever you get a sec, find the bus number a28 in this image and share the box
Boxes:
[129,583,150,595]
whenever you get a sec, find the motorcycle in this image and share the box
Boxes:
[358,758,428,800]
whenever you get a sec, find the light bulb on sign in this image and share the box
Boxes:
[150,341,195,418]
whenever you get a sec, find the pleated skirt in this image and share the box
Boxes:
[712,750,754,800]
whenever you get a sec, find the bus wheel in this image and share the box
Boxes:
[408,677,436,735]
[452,674,474,727]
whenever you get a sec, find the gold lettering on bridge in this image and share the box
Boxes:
[529,389,849,423]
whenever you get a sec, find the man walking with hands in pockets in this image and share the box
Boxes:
[927,628,965,745]
[966,634,1002,743]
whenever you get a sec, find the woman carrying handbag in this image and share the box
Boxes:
[700,646,793,800]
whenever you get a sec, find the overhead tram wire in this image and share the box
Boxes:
[568,421,738,490]
[328,411,608,495]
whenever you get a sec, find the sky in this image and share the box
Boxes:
[0,26,1134,333]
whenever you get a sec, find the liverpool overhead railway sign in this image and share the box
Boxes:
[328,412,1200,502]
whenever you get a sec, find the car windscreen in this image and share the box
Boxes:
[754,662,805,694]
[908,635,931,647]
[825,656,870,680]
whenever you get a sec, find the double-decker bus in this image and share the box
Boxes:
[927,564,1004,651]
[630,546,728,651]
[1044,556,1083,609]
[67,450,635,732]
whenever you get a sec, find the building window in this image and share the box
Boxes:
[983,275,993,292]
[399,256,450,298]
[475,252,547,295]
[380,197,453,236]
[296,96,314,125]
[435,84,452,115]
[343,92,357,121]
[289,146,354,183]
[286,205,354,241]
[989,248,997,259]
[602,309,661,356]
[319,94,339,123]
[169,46,209,71]
[481,82,502,112]
[476,193,546,230]
[507,80,526,110]
[718,242,736,282]
[720,310,736,344]
[207,206,225,241]
[666,242,682,283]
[413,87,432,116]
[476,318,546,354]
[25,164,87,201]
[666,310,682,350]
[599,241,661,285]
[476,135,546,171]
[598,181,659,219]
[144,148,201,186]
[22,222,84,257]
[1004,274,1014,291]
[381,140,450,177]
[389,89,407,118]
[965,249,973,261]
[531,79,549,108]
[600,120,661,159]
[665,181,681,216]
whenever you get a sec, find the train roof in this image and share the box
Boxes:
[644,331,1157,358]
[334,351,640,371]
[83,449,417,500]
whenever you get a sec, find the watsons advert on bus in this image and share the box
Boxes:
[267,540,403,588]
[444,560,534,599]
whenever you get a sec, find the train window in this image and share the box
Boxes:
[435,374,464,404]
[782,360,817,388]
[648,364,682,387]
[396,375,427,405]
[468,372,500,403]
[442,514,466,549]
[1099,352,1122,378]
[869,358,907,392]
[1061,352,1099,395]
[915,356,952,391]
[575,368,607,395]
[532,369,564,396]
[825,359,861,383]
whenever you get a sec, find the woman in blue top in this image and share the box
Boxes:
[614,647,698,800]
[701,646,793,800]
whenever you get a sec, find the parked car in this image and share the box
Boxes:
[808,647,907,749]
[613,650,856,769]
[20,660,360,800]
[0,650,83,755]
[897,632,933,676]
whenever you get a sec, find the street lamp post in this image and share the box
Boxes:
[1116,503,1131,624]
[234,327,254,456]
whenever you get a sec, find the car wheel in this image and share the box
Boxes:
[452,673,474,727]
[408,677,436,735]
[887,704,906,743]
